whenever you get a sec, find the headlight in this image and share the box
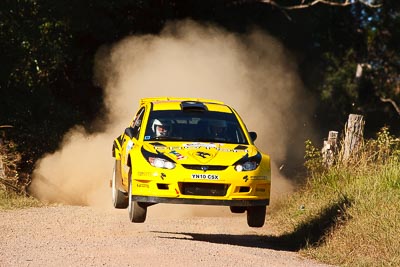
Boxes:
[149,157,176,169]
[235,161,258,172]
[233,152,262,172]
[141,147,176,169]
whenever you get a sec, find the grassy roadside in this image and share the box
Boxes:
[0,136,42,210]
[0,188,42,210]
[269,128,400,266]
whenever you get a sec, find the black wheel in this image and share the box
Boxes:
[128,176,147,223]
[247,205,266,228]
[230,206,246,213]
[112,161,128,209]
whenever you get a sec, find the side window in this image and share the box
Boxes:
[130,107,145,140]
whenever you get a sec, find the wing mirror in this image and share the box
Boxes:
[249,131,257,142]
[124,127,135,138]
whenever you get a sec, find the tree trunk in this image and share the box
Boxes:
[343,114,364,161]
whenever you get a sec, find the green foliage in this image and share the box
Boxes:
[361,0,400,103]
[0,1,70,89]
[361,126,400,165]
[0,0,103,172]
[319,49,361,122]
[304,140,323,175]
[296,1,400,134]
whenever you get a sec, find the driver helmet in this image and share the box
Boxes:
[152,119,171,137]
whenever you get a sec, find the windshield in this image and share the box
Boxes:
[144,110,248,144]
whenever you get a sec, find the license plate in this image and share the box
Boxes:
[191,174,219,180]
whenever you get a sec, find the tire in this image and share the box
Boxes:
[230,206,246,213]
[128,175,147,223]
[112,161,128,209]
[247,205,266,228]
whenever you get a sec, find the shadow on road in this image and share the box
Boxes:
[151,197,351,252]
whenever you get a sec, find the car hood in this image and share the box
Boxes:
[142,141,258,166]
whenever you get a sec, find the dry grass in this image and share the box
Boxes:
[1,134,41,210]
[270,127,400,266]
[0,187,43,210]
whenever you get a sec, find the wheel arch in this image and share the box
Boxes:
[112,135,123,160]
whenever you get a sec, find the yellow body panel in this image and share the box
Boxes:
[124,142,271,202]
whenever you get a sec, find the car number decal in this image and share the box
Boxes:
[191,174,219,180]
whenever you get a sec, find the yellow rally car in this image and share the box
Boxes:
[111,97,271,227]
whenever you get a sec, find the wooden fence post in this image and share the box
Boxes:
[343,114,364,161]
[322,130,339,167]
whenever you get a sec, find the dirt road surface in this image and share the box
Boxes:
[0,205,332,266]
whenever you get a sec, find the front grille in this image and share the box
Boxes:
[179,182,229,196]
[181,164,228,171]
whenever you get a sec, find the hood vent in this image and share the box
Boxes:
[180,101,208,112]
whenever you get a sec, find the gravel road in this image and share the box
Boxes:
[0,205,332,267]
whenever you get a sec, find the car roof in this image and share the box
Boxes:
[140,97,232,113]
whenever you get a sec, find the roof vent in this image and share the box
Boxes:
[180,101,208,112]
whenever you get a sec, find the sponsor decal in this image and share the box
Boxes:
[182,143,248,153]
[125,140,134,159]
[151,142,250,153]
[218,148,249,153]
[191,174,219,180]
[183,143,217,149]
[169,150,186,160]
[137,171,158,177]
[250,176,268,180]
[137,184,149,188]
[127,140,134,150]
[243,176,268,182]
[144,136,151,140]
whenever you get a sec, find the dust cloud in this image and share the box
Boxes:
[30,20,314,215]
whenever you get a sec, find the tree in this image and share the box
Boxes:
[259,0,381,9]
[0,0,397,184]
